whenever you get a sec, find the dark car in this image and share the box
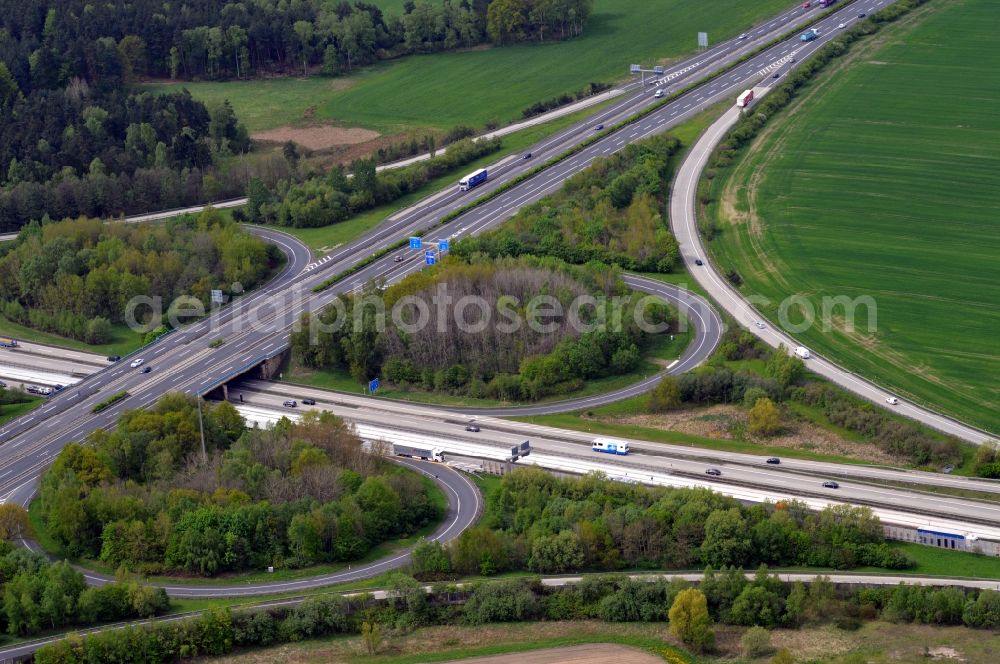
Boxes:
[140,366,151,374]
[523,152,533,160]
[766,457,780,465]
[465,422,480,432]
[594,124,604,131]
[302,398,316,405]
[394,255,404,263]
[822,481,840,489]
[54,384,64,391]
[705,468,722,476]
[772,72,780,79]
[694,259,704,266]
[283,400,297,408]
[858,12,866,18]
[107,355,121,362]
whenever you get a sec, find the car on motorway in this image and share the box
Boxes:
[885,397,899,405]
[130,358,144,368]
[54,384,64,391]
[654,88,664,98]
[593,124,604,131]
[858,12,866,17]
[394,255,404,263]
[838,22,846,28]
[694,258,704,266]
[755,321,766,329]
[822,480,840,489]
[523,152,533,159]
[282,400,297,408]
[705,468,722,476]
[140,366,151,374]
[107,355,121,362]
[465,422,480,432]
[302,398,316,405]
[766,457,780,465]
[738,33,747,40]
[772,72,780,79]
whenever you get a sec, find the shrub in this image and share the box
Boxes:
[741,626,773,658]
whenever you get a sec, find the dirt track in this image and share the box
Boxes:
[252,125,380,150]
[442,644,664,664]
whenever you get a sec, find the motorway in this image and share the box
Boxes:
[2,0,990,602]
[0,0,861,505]
[231,379,1000,498]
[224,391,1000,538]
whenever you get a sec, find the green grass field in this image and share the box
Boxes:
[0,398,42,428]
[144,0,791,134]
[0,315,142,358]
[706,0,1000,434]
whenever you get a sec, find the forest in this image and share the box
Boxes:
[453,133,683,273]
[34,395,441,575]
[33,567,1000,663]
[290,255,674,400]
[0,1,594,87]
[247,136,502,228]
[0,209,278,343]
[0,543,170,638]
[409,468,912,579]
[0,1,592,229]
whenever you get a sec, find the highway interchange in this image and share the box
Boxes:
[0,0,997,613]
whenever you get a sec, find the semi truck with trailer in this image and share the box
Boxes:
[736,89,754,108]
[819,0,838,7]
[459,168,488,191]
[392,444,445,462]
[800,28,819,41]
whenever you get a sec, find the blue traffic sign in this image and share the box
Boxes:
[369,378,380,393]
[409,236,422,250]
[438,239,449,252]
[425,251,437,266]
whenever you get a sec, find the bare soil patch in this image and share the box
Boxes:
[606,404,902,464]
[253,124,381,151]
[449,644,663,664]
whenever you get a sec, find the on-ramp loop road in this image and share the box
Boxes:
[60,459,481,598]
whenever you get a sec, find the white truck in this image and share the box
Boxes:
[592,437,630,456]
[794,346,811,359]
[392,444,445,462]
[736,89,754,108]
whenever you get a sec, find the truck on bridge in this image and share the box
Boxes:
[459,168,488,192]
[393,444,445,462]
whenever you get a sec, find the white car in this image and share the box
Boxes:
[886,397,899,405]
[755,321,766,329]
[654,88,664,98]
[838,22,846,28]
[130,358,144,368]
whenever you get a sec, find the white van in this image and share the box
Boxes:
[794,346,811,359]
[654,88,664,98]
